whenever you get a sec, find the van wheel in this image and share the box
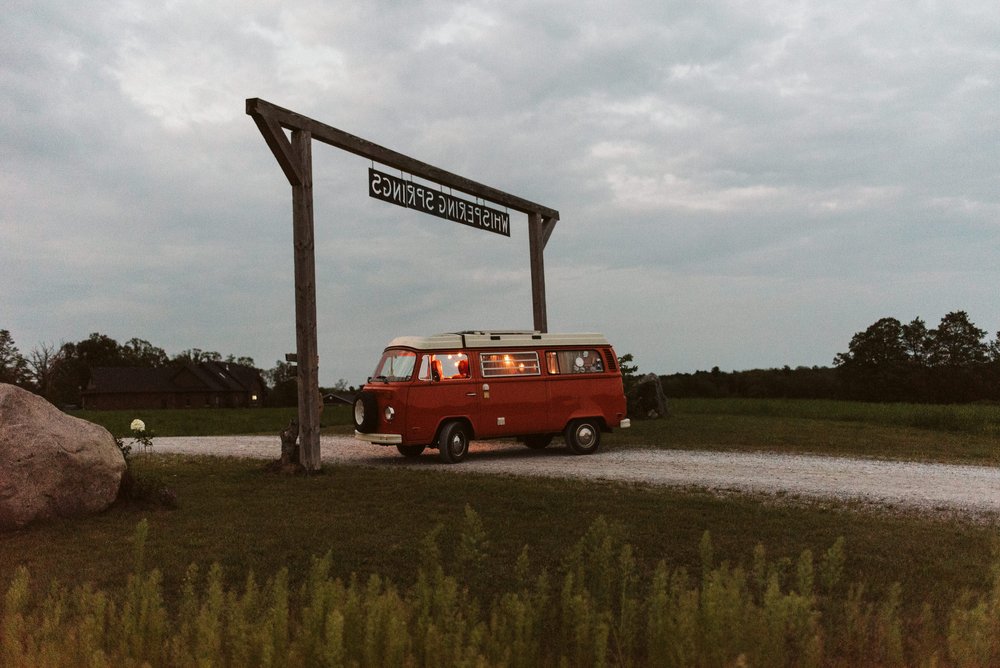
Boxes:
[438,421,469,464]
[565,419,601,455]
[396,444,425,458]
[353,392,379,433]
[523,434,552,450]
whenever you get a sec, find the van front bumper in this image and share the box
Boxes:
[619,418,631,429]
[354,430,403,445]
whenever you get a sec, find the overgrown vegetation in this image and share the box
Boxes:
[5,512,1000,666]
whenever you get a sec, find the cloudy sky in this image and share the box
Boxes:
[3,0,998,385]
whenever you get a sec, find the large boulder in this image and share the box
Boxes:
[627,373,670,419]
[0,383,125,530]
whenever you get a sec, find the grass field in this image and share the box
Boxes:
[2,453,992,605]
[72,405,354,437]
[4,399,998,664]
[76,398,1000,464]
[2,455,998,665]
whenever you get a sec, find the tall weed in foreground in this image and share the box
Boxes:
[946,549,1000,667]
[5,512,1000,666]
[642,533,823,668]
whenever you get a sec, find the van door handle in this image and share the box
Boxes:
[466,392,477,397]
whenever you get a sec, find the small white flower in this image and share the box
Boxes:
[130,419,146,432]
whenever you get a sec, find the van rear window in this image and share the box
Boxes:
[480,352,540,377]
[545,349,605,374]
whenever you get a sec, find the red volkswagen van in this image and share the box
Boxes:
[353,330,631,463]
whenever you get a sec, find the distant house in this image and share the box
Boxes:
[82,362,266,410]
[323,391,355,406]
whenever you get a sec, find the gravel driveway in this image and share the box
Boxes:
[153,435,1000,518]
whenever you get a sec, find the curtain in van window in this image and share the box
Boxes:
[545,350,604,374]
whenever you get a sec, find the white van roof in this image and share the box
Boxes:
[386,330,610,351]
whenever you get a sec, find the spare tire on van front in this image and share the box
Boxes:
[353,391,379,433]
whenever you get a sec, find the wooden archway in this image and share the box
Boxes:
[247,98,560,470]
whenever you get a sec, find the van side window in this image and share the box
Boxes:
[480,352,540,377]
[417,355,432,381]
[545,349,605,374]
[444,354,470,379]
[419,353,470,381]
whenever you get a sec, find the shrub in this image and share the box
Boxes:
[114,421,177,508]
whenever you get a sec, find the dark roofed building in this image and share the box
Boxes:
[82,363,266,410]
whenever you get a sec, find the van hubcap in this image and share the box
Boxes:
[576,425,595,447]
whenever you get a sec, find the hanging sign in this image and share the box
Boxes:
[368,168,510,237]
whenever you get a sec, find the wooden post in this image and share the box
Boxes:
[291,130,321,471]
[529,214,558,333]
[528,212,547,332]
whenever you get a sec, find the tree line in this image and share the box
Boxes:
[660,311,1000,404]
[833,311,999,403]
[4,311,998,407]
[0,330,300,407]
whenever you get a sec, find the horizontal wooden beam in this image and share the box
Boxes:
[246,98,559,221]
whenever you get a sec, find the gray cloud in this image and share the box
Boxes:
[3,0,998,384]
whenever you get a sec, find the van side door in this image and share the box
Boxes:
[476,350,553,437]
[406,352,479,444]
[545,347,624,426]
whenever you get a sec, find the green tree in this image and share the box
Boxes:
[925,312,990,403]
[71,332,124,366]
[172,348,223,365]
[121,338,169,367]
[834,318,908,369]
[49,333,127,406]
[264,359,297,387]
[899,318,934,401]
[224,354,256,367]
[901,318,930,365]
[0,329,29,386]
[926,311,989,367]
[617,353,639,392]
[834,318,912,401]
[265,359,298,406]
[836,312,995,403]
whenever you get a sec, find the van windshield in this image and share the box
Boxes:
[371,350,417,383]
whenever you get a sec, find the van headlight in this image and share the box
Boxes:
[384,406,395,422]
